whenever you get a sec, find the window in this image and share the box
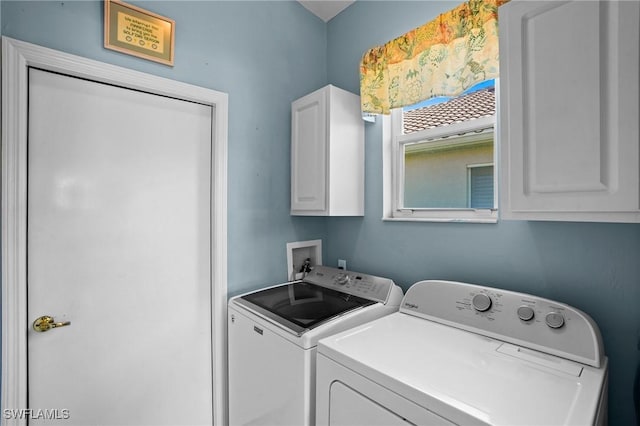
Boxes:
[468,164,494,209]
[383,81,498,223]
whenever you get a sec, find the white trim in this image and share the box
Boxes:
[397,115,495,145]
[382,214,497,224]
[1,37,229,425]
[404,131,493,154]
[467,162,494,169]
[381,114,394,219]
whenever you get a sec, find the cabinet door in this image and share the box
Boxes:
[500,0,640,222]
[291,88,327,214]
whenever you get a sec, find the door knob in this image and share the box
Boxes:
[33,315,71,332]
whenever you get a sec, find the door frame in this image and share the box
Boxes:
[1,37,229,425]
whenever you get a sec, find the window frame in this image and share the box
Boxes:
[382,93,499,224]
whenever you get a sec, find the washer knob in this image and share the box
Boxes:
[336,273,350,285]
[472,293,492,312]
[545,312,565,329]
[517,306,535,321]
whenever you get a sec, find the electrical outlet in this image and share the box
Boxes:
[338,259,347,270]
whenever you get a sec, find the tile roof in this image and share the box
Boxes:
[403,88,495,134]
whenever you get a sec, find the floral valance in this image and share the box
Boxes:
[360,0,509,114]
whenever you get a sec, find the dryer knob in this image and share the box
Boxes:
[517,306,535,322]
[472,293,492,312]
[545,312,565,329]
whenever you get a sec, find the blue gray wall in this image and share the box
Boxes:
[326,2,640,425]
[2,1,639,425]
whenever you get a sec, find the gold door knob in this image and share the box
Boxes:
[33,315,71,332]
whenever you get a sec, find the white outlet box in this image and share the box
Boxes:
[338,259,347,270]
[286,239,322,281]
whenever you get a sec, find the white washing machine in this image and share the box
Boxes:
[228,265,403,425]
[316,279,608,426]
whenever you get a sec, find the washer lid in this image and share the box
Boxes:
[234,281,375,336]
[318,313,608,426]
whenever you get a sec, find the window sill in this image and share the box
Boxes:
[383,210,498,224]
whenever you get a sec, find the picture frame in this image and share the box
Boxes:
[104,0,175,66]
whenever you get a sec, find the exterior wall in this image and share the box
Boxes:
[404,142,492,208]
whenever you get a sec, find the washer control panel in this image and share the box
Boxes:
[304,265,397,304]
[400,280,604,368]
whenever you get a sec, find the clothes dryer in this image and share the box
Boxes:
[316,279,608,425]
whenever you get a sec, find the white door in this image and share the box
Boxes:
[27,68,213,425]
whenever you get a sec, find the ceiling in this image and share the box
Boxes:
[297,0,356,22]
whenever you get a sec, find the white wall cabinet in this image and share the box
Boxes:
[499,0,640,222]
[291,85,364,216]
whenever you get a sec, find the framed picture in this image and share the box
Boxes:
[104,0,175,66]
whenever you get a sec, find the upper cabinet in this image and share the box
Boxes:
[499,0,640,222]
[291,85,364,216]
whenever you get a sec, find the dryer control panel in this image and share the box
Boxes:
[304,265,400,305]
[400,280,604,368]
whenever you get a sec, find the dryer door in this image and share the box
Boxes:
[316,354,456,426]
[329,382,413,425]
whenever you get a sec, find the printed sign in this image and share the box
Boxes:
[104,0,175,66]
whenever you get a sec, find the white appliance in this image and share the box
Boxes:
[316,279,608,426]
[228,265,403,425]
